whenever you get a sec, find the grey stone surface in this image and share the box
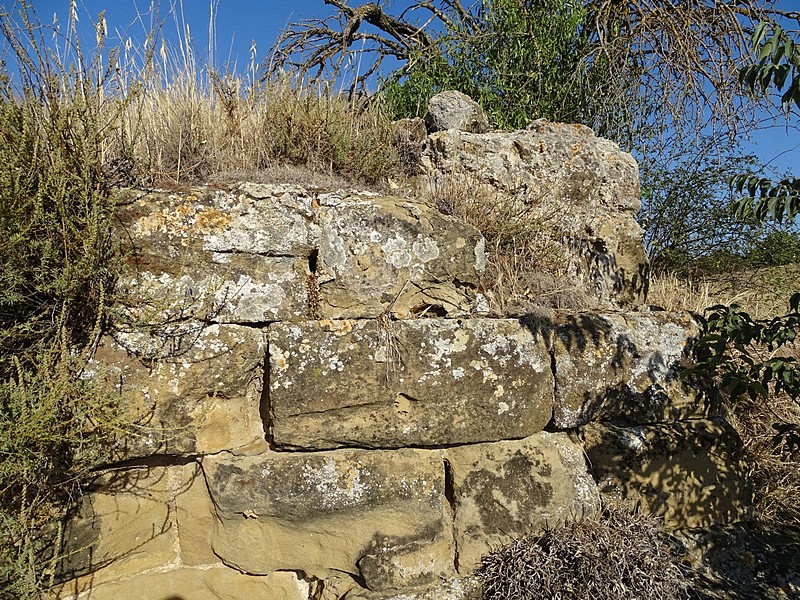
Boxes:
[115,185,314,323]
[203,448,454,587]
[418,121,648,308]
[268,318,553,450]
[315,193,484,318]
[552,311,706,427]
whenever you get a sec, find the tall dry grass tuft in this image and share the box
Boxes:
[103,18,397,188]
[420,175,588,313]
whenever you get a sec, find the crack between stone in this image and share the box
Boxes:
[443,458,460,574]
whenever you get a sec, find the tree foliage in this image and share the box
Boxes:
[688,20,800,449]
[734,21,800,224]
[271,1,797,140]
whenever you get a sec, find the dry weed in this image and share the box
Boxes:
[419,176,589,313]
[100,21,398,188]
[479,508,689,600]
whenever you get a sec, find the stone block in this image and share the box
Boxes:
[316,195,484,318]
[552,311,705,427]
[419,123,647,308]
[90,324,266,459]
[581,419,753,529]
[203,447,454,589]
[444,432,600,574]
[174,462,218,566]
[269,318,553,450]
[58,467,176,584]
[115,185,316,323]
[53,567,309,600]
[347,577,483,600]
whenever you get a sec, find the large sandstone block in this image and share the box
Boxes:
[57,467,177,586]
[316,194,484,318]
[203,448,455,590]
[90,324,266,459]
[444,432,600,574]
[269,318,553,450]
[418,122,648,308]
[348,577,483,600]
[54,567,308,600]
[582,419,753,529]
[115,184,485,324]
[552,311,706,427]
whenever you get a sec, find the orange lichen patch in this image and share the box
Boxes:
[194,207,232,232]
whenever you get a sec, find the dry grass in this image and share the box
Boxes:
[731,393,800,532]
[648,266,800,318]
[104,72,397,188]
[478,508,689,600]
[419,175,590,314]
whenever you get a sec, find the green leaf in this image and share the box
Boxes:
[752,21,770,48]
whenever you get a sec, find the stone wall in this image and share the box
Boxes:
[52,99,751,600]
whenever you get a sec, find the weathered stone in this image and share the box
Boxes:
[269,318,553,450]
[357,531,455,592]
[347,577,483,600]
[115,185,316,323]
[58,467,176,585]
[552,311,706,427]
[174,462,219,566]
[425,91,490,134]
[316,194,484,318]
[53,567,309,600]
[90,324,266,458]
[445,432,600,574]
[418,122,648,308]
[203,448,455,588]
[582,419,753,529]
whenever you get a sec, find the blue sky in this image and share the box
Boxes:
[2,0,798,174]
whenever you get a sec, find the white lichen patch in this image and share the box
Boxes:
[215,276,288,322]
[474,237,486,273]
[302,458,368,510]
[381,235,413,268]
[412,237,440,262]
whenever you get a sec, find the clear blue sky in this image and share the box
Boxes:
[2,0,798,174]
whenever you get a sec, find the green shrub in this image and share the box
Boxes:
[0,4,125,596]
[746,230,800,267]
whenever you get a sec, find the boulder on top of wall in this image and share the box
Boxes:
[425,91,491,134]
[552,311,707,428]
[268,318,553,450]
[417,118,648,309]
[582,419,753,529]
[114,184,485,323]
[444,432,600,574]
[87,324,266,459]
[203,448,454,590]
